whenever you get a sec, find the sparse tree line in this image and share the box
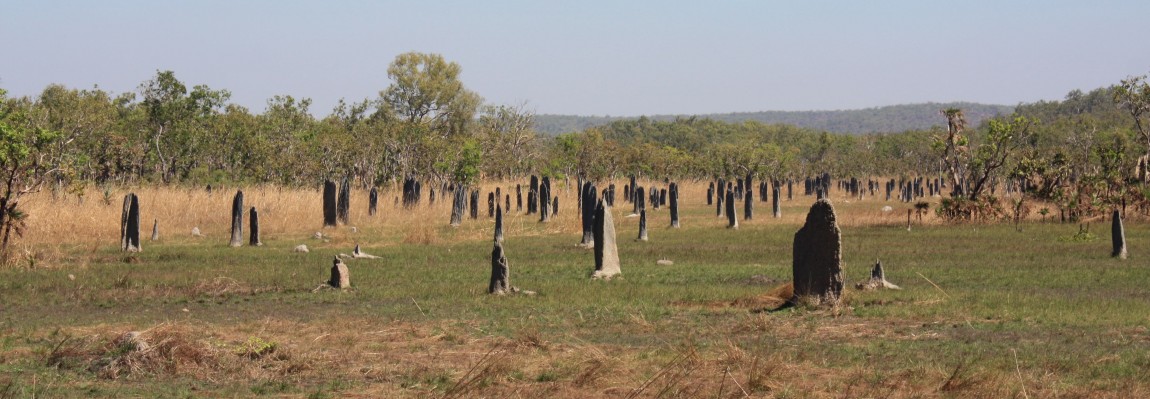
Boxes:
[2,52,1149,235]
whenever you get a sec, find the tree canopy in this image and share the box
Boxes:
[0,58,1145,219]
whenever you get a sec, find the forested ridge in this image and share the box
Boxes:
[535,102,1015,136]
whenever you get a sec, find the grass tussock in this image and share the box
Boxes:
[90,326,220,380]
[43,322,314,384]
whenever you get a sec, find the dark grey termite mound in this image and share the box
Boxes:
[791,199,843,307]
[1112,210,1127,259]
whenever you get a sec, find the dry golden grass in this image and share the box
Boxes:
[18,180,616,250]
[24,186,321,246]
[18,179,1020,249]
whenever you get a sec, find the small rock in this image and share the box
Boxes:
[350,226,358,233]
[881,206,893,213]
[191,227,202,237]
[294,244,309,253]
[313,232,323,240]
[656,259,673,266]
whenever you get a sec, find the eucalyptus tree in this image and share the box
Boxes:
[705,140,764,182]
[871,130,935,176]
[1114,73,1150,182]
[550,129,618,183]
[33,84,119,188]
[208,105,263,183]
[260,95,321,184]
[328,98,388,186]
[647,144,694,181]
[964,115,1035,201]
[478,104,539,179]
[384,52,481,135]
[138,70,230,183]
[0,89,71,261]
[939,108,967,196]
[379,52,482,181]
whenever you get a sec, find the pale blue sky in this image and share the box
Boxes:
[2,1,1148,116]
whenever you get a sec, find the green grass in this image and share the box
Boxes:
[1,195,1148,397]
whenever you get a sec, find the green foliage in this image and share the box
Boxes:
[0,91,67,261]
[1059,224,1098,242]
[451,139,482,184]
[477,104,539,179]
[548,129,618,181]
[0,122,58,172]
[937,196,1004,221]
[138,70,232,183]
[1,65,1148,218]
[384,52,481,136]
[235,336,277,359]
[1113,74,1150,137]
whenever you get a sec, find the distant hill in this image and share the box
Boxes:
[534,102,1015,135]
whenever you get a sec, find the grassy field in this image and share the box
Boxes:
[1,182,1147,398]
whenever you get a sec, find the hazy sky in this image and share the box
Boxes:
[3,1,1148,116]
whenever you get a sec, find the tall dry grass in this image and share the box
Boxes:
[16,178,1028,251]
[17,180,594,249]
[23,186,328,246]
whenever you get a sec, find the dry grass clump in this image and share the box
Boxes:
[44,323,222,380]
[91,326,221,380]
[707,282,793,311]
[42,322,309,383]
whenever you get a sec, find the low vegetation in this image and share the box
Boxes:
[0,183,1146,397]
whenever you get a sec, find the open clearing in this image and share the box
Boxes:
[1,183,1148,398]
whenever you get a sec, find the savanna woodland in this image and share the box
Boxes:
[1,52,1148,398]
